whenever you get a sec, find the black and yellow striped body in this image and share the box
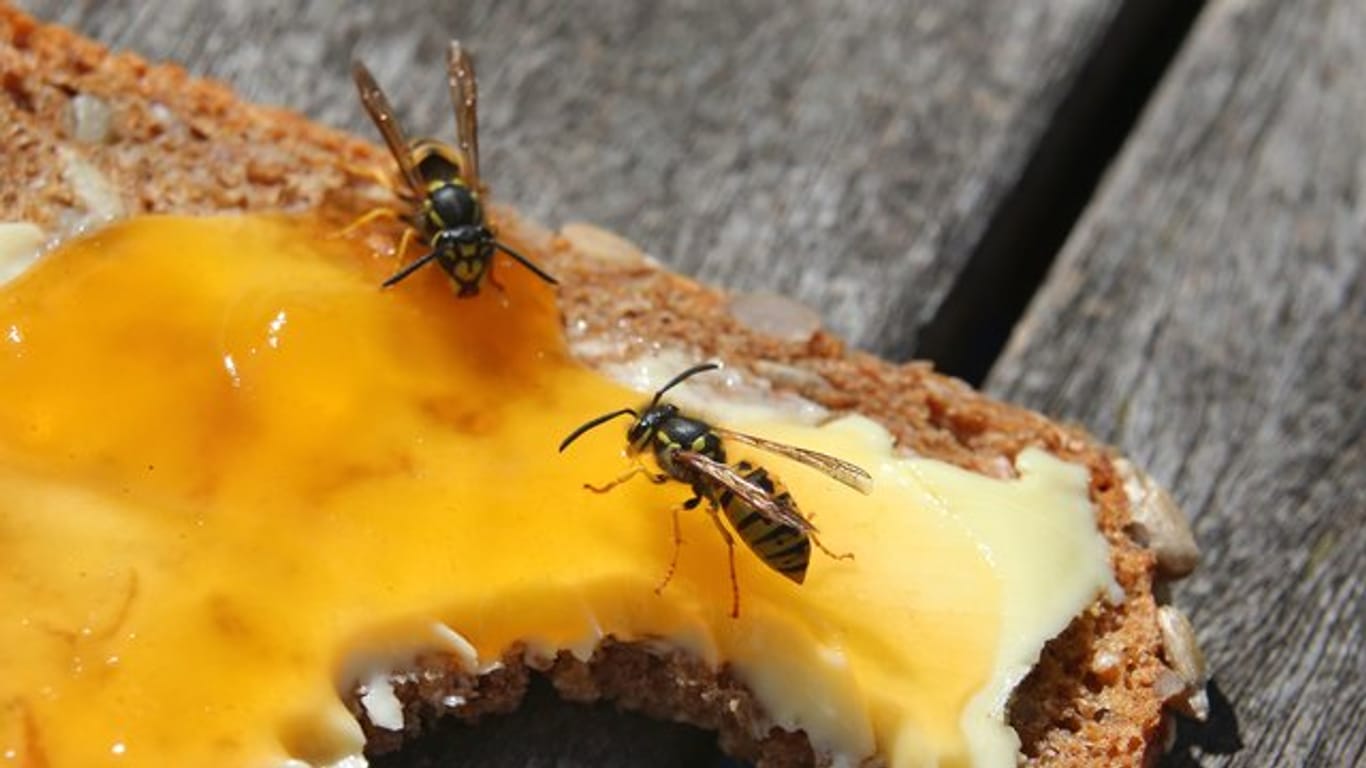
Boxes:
[638,409,811,584]
[354,51,558,294]
[718,462,811,584]
[411,141,493,297]
[560,362,865,617]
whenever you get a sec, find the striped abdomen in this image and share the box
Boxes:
[720,461,811,584]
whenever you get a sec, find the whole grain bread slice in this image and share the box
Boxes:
[0,6,1207,765]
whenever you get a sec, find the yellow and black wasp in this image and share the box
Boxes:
[349,42,557,295]
[559,363,873,617]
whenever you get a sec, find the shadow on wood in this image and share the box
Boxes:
[1160,679,1244,767]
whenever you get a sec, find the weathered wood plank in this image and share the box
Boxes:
[986,1,1366,766]
[18,0,1143,360]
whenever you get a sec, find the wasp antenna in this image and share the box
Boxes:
[559,408,638,452]
[651,363,721,406]
[494,241,558,286]
[381,250,441,288]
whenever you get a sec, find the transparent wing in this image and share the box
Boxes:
[673,450,816,534]
[352,61,425,194]
[447,40,481,191]
[712,427,873,494]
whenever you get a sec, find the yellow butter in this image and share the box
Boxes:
[657,408,1116,767]
[0,215,1113,767]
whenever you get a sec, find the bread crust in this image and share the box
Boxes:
[0,6,1182,765]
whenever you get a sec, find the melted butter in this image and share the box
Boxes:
[680,414,1116,766]
[0,215,1113,767]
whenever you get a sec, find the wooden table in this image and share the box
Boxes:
[18,1,1362,765]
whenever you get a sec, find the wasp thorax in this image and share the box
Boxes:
[426,182,479,231]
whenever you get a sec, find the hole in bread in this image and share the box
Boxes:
[368,674,732,767]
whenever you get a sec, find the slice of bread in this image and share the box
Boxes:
[0,7,1207,766]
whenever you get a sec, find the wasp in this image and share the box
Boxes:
[559,363,873,617]
[348,42,557,295]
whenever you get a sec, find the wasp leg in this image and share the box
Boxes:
[339,161,423,213]
[654,503,687,597]
[336,206,403,239]
[584,464,669,494]
[655,492,705,597]
[391,227,416,266]
[702,505,742,618]
[485,250,507,295]
[810,534,854,562]
[339,160,399,191]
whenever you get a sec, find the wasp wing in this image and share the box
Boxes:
[712,427,873,494]
[673,450,816,534]
[447,40,481,192]
[352,61,425,195]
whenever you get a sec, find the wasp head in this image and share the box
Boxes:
[627,403,677,455]
[558,363,720,455]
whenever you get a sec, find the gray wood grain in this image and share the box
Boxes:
[17,0,1136,359]
[986,1,1366,766]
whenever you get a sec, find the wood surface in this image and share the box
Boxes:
[14,0,1363,766]
[20,0,1156,361]
[986,0,1366,766]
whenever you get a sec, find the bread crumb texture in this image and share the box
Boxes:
[0,6,1170,765]
[0,7,376,230]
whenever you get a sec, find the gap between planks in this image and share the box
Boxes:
[914,0,1207,386]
